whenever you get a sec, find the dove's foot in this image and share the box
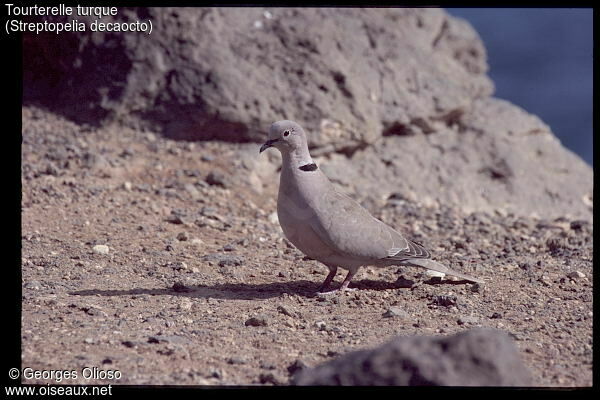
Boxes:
[316,286,357,295]
[316,268,357,294]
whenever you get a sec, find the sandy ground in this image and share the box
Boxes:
[21,106,592,386]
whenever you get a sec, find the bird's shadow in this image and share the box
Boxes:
[69,277,473,300]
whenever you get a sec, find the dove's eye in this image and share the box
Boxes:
[283,130,291,137]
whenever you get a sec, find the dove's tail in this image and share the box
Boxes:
[404,258,484,284]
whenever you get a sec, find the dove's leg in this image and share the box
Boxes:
[338,269,357,291]
[317,266,338,293]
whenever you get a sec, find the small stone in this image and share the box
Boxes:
[567,271,586,280]
[92,244,110,255]
[431,295,457,307]
[259,372,281,385]
[184,183,201,200]
[277,305,296,318]
[227,357,247,365]
[470,283,484,293]
[382,307,409,318]
[83,305,107,317]
[217,255,244,267]
[191,238,204,247]
[123,181,133,191]
[259,360,276,370]
[222,244,236,252]
[569,220,587,231]
[457,315,479,325]
[176,232,189,241]
[245,315,269,327]
[179,299,193,310]
[24,281,42,290]
[166,214,185,225]
[268,212,279,225]
[206,171,228,187]
[84,337,94,344]
[287,359,308,376]
[172,281,192,293]
[546,237,566,253]
[315,321,327,331]
[424,270,446,279]
[490,312,503,319]
[166,261,188,271]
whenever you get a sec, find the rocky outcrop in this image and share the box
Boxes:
[310,97,593,219]
[23,7,491,146]
[292,328,533,386]
[22,7,592,220]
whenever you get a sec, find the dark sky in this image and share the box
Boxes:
[446,8,593,166]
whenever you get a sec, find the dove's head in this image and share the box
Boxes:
[259,120,309,155]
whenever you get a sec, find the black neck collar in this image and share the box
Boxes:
[299,163,318,171]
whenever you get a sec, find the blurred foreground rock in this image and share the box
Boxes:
[293,328,532,386]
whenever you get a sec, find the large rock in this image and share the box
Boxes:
[23,7,491,149]
[292,328,533,386]
[23,7,592,220]
[312,97,593,219]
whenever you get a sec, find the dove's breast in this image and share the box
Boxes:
[277,185,335,262]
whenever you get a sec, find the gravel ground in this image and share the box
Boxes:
[21,106,593,386]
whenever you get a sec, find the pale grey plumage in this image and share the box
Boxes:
[260,120,483,292]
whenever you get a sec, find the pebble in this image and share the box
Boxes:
[24,281,42,290]
[382,306,409,319]
[222,244,236,252]
[84,306,107,317]
[245,315,269,327]
[570,220,587,231]
[277,305,296,318]
[424,270,446,279]
[268,212,279,225]
[206,171,228,187]
[203,253,244,267]
[172,281,192,293]
[567,271,586,280]
[457,315,479,325]
[178,299,193,311]
[92,244,110,255]
[259,372,281,385]
[166,214,186,225]
[184,183,201,200]
[287,359,308,376]
[470,283,484,293]
[431,295,457,307]
[259,360,276,370]
[191,238,204,246]
[315,321,327,331]
[176,232,189,241]
[227,357,247,365]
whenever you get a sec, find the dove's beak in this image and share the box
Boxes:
[259,139,279,153]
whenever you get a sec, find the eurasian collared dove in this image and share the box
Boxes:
[260,120,484,293]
